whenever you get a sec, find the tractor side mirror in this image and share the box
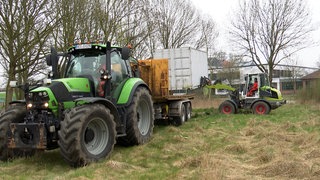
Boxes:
[46,54,52,66]
[46,47,60,79]
[121,47,130,60]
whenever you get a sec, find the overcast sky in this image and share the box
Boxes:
[192,0,320,67]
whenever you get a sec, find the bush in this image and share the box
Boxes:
[297,79,320,103]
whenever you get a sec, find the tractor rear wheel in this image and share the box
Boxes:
[0,104,35,161]
[252,101,270,115]
[58,104,116,167]
[219,101,236,114]
[118,87,154,146]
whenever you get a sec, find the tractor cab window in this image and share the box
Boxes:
[65,53,104,96]
[66,54,102,79]
[110,51,127,83]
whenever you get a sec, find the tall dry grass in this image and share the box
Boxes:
[296,80,320,103]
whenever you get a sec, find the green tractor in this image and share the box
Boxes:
[0,42,154,167]
[207,73,286,114]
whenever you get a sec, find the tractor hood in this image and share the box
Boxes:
[29,78,93,111]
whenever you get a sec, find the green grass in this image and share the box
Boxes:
[1,103,320,179]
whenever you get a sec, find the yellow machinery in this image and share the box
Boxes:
[136,59,193,125]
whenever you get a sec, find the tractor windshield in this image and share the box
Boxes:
[65,50,127,80]
[65,50,128,96]
[65,53,104,79]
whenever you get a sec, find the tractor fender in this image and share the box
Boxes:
[250,99,271,109]
[74,97,120,124]
[224,99,238,112]
[116,78,151,106]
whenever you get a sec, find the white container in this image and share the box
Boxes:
[154,47,208,90]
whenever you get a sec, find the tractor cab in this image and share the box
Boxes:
[65,45,129,97]
[57,43,132,97]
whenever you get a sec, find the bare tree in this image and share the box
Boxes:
[215,53,242,86]
[230,0,313,84]
[0,0,57,108]
[284,56,305,94]
[194,15,219,55]
[148,0,201,49]
[317,56,320,68]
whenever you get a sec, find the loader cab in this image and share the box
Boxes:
[243,73,269,98]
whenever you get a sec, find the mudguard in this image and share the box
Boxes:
[116,78,150,106]
[74,97,119,121]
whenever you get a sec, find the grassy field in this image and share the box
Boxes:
[1,97,320,179]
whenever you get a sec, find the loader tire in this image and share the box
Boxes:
[58,104,116,167]
[219,101,236,114]
[0,104,35,161]
[252,101,270,115]
[118,87,154,146]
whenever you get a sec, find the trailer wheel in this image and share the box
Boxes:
[118,87,154,146]
[185,102,192,121]
[219,101,236,114]
[174,103,186,126]
[0,104,35,161]
[252,101,270,115]
[58,104,116,167]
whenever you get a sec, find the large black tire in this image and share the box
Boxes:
[219,101,236,114]
[174,103,186,126]
[58,104,116,167]
[252,101,270,115]
[185,102,192,121]
[0,104,32,161]
[118,87,154,146]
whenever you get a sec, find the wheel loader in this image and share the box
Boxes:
[206,73,286,114]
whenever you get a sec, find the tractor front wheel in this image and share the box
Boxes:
[118,87,154,146]
[58,104,116,167]
[219,101,236,114]
[0,104,35,161]
[252,101,270,115]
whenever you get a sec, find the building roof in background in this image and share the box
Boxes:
[301,70,320,80]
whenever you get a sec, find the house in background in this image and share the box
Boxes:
[300,70,320,90]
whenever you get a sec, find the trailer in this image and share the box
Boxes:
[154,47,208,90]
[137,58,194,125]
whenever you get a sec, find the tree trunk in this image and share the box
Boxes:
[5,77,15,109]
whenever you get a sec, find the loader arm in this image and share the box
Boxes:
[206,83,236,92]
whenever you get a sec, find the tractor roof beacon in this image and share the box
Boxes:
[0,41,155,167]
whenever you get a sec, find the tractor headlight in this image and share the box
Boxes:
[27,103,33,109]
[43,102,49,108]
[27,91,50,109]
